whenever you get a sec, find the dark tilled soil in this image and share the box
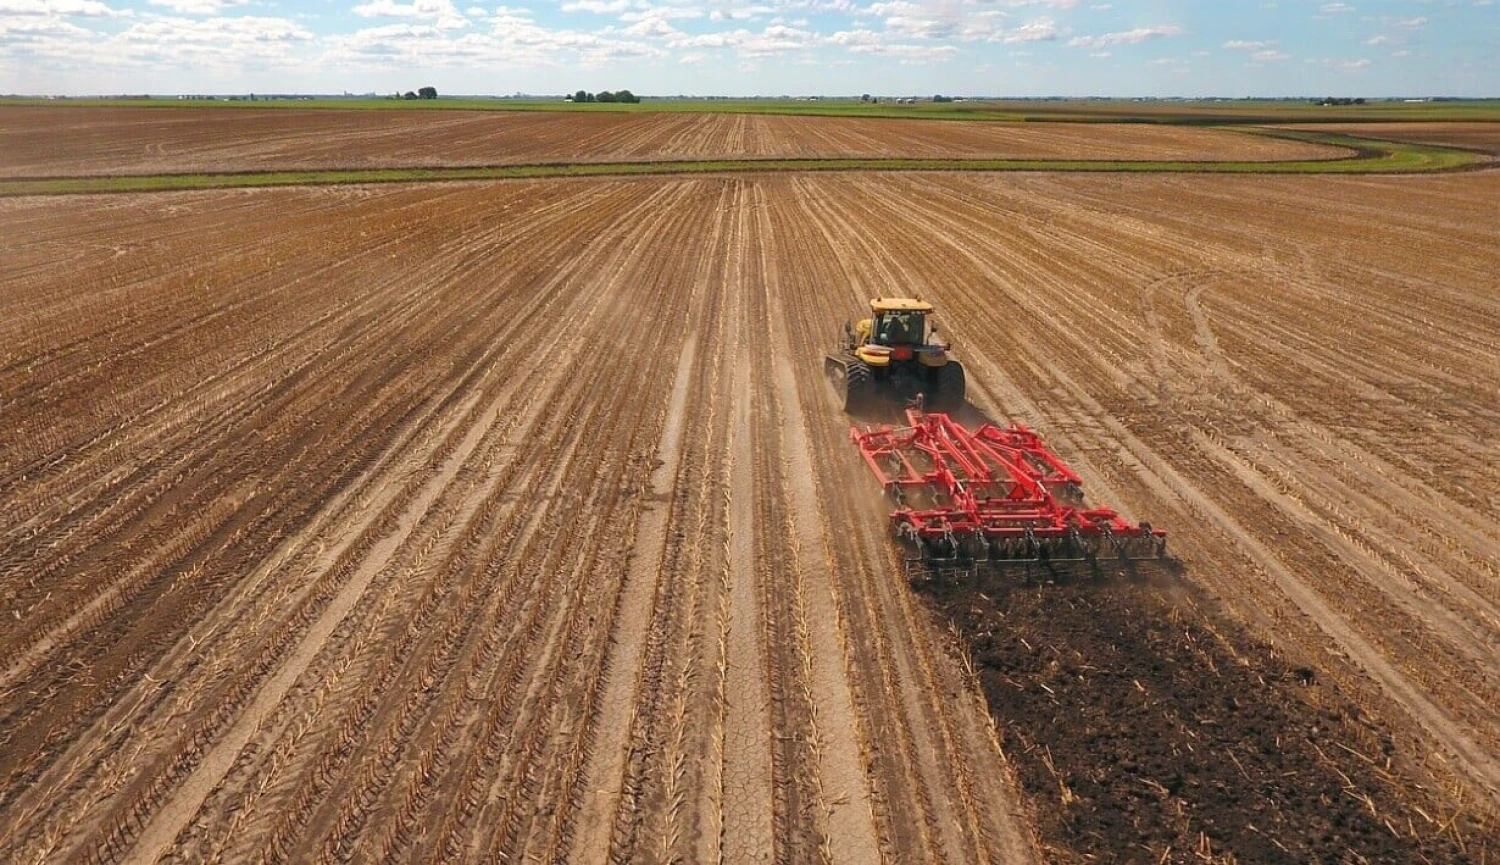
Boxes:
[924,569,1488,864]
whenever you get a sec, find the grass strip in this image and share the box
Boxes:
[0,131,1484,197]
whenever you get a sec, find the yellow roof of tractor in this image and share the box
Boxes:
[870,297,933,313]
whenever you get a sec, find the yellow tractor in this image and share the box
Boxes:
[825,297,966,412]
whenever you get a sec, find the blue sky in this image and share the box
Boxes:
[2,0,1495,97]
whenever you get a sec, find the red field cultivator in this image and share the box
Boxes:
[852,409,1167,579]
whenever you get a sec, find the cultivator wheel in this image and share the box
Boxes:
[851,409,1169,583]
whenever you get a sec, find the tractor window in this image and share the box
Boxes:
[875,312,923,345]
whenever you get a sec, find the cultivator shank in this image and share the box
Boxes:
[852,410,1167,579]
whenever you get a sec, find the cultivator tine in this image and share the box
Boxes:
[851,410,1169,582]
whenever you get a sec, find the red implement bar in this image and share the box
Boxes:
[852,410,1166,567]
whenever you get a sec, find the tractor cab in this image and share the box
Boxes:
[852,297,937,359]
[828,297,965,412]
[872,308,927,347]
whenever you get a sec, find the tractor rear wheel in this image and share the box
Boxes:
[931,360,966,411]
[845,360,873,412]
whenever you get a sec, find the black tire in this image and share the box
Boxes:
[930,360,966,411]
[844,360,873,412]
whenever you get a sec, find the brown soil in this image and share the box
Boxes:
[0,106,1343,178]
[1,165,1496,862]
[928,572,1482,863]
[1292,121,1500,154]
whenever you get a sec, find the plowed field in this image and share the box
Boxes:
[3,168,1497,863]
[1296,122,1500,154]
[0,106,1343,178]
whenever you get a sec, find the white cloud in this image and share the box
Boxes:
[859,1,1006,43]
[1068,25,1181,48]
[620,5,701,22]
[824,25,953,60]
[148,0,249,13]
[1001,18,1059,44]
[1311,56,1370,70]
[624,14,679,36]
[672,22,819,58]
[561,0,629,12]
[352,0,469,30]
[46,13,314,69]
[0,0,1478,97]
[709,7,764,21]
[0,16,91,40]
[0,0,122,16]
[826,27,878,47]
[320,3,673,70]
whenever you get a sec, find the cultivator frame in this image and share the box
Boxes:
[852,410,1167,580]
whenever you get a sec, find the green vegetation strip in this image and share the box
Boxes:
[0,131,1484,197]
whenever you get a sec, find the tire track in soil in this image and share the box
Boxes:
[724,273,776,862]
[324,183,698,861]
[772,174,1043,864]
[586,180,747,865]
[372,181,711,864]
[753,181,882,865]
[571,335,699,864]
[769,180,946,861]
[744,202,824,865]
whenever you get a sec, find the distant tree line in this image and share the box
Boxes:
[397,86,438,100]
[1313,97,1366,106]
[861,93,957,104]
[569,89,640,103]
